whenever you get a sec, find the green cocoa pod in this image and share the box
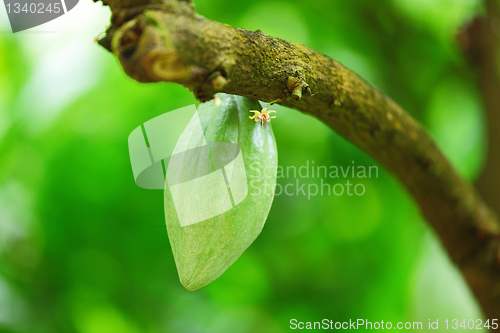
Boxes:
[164,93,278,290]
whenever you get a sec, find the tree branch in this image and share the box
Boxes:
[95,0,500,318]
[461,0,500,218]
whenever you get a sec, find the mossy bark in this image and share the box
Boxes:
[95,0,500,318]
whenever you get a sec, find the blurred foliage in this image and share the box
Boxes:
[0,0,487,332]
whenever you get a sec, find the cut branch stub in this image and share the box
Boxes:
[287,76,312,100]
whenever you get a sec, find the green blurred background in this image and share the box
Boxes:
[0,0,489,331]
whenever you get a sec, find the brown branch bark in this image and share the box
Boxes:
[95,0,500,318]
[462,0,500,218]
